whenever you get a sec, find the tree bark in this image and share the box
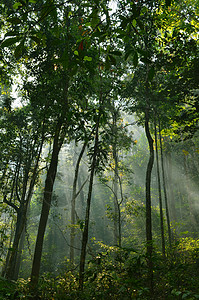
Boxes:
[70,142,87,265]
[30,122,63,288]
[112,145,121,247]
[145,108,154,295]
[4,206,25,280]
[158,124,172,247]
[166,150,177,222]
[154,120,165,257]
[79,125,99,290]
[3,134,44,280]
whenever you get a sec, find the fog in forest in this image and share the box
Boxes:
[3,118,195,279]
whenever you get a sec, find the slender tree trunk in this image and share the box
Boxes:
[112,147,122,247]
[183,151,198,231]
[113,147,119,246]
[14,226,25,279]
[145,108,154,295]
[30,122,63,288]
[70,142,87,265]
[166,151,177,222]
[1,219,14,277]
[79,125,99,290]
[4,207,25,280]
[111,109,122,247]
[158,124,172,247]
[3,135,44,280]
[154,120,165,257]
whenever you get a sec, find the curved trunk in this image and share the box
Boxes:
[145,108,154,295]
[158,122,172,247]
[154,120,165,257]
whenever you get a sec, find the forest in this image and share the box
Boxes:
[0,0,199,299]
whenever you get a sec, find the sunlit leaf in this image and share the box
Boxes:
[182,149,189,156]
[13,2,23,9]
[132,19,136,27]
[83,56,92,61]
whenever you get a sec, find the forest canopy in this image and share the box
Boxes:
[0,0,199,299]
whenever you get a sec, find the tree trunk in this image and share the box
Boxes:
[159,124,172,247]
[14,226,26,279]
[112,147,121,247]
[154,120,165,257]
[4,206,25,280]
[30,122,63,288]
[79,125,99,290]
[166,150,177,222]
[70,142,87,265]
[3,135,44,280]
[145,108,154,295]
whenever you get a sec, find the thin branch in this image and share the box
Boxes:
[75,177,89,199]
[3,195,19,212]
[53,219,80,251]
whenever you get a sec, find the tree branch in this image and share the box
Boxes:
[3,195,19,212]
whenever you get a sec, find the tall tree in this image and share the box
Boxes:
[0,106,45,280]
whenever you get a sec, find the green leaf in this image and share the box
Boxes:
[148,67,155,81]
[90,9,100,28]
[133,51,138,67]
[1,37,21,47]
[8,247,14,251]
[105,57,111,70]
[74,50,79,56]
[13,2,23,9]
[109,50,122,56]
[8,17,21,24]
[121,17,129,29]
[5,31,18,37]
[125,49,133,60]
[70,66,78,76]
[182,292,191,299]
[83,56,92,61]
[108,55,116,65]
[132,19,136,27]
[29,0,37,3]
[14,42,24,59]
[30,35,41,45]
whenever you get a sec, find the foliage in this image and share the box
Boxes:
[1,237,198,299]
[0,276,16,300]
